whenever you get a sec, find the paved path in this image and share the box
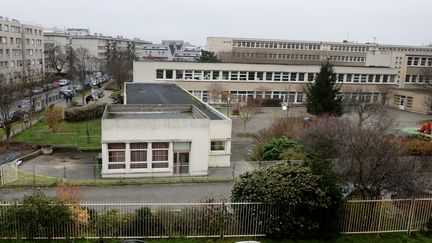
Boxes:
[0,183,233,202]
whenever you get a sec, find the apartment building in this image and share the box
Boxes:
[133,61,398,109]
[137,40,201,62]
[136,43,173,61]
[0,16,44,83]
[45,28,152,72]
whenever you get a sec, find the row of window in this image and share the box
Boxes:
[329,45,369,52]
[329,56,366,62]
[405,75,431,83]
[190,89,383,104]
[0,59,43,69]
[233,41,321,50]
[0,48,43,56]
[107,142,169,170]
[407,57,432,67]
[232,52,321,61]
[156,69,395,83]
[231,40,432,53]
[379,47,432,53]
[0,36,43,45]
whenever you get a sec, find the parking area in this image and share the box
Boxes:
[20,151,100,180]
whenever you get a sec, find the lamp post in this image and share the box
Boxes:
[282,102,289,118]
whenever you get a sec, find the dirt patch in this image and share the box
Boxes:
[0,142,37,156]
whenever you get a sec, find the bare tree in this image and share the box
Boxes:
[105,42,135,90]
[300,117,430,199]
[344,95,386,128]
[207,83,226,104]
[46,46,68,75]
[0,80,22,142]
[71,47,97,105]
[238,100,261,134]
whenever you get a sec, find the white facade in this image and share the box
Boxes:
[133,61,398,104]
[101,84,232,178]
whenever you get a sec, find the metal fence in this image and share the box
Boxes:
[0,199,431,239]
[340,198,432,234]
[0,202,279,239]
[0,161,17,186]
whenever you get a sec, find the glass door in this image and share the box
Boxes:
[174,152,189,175]
[399,96,406,110]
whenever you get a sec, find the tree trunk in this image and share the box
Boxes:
[86,121,90,143]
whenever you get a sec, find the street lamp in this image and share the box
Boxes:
[281,102,289,118]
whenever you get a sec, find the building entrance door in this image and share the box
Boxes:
[399,96,406,110]
[174,152,189,175]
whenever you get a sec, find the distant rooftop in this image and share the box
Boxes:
[125,83,224,120]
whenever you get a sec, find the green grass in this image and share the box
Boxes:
[419,119,432,125]
[12,119,101,149]
[0,233,431,242]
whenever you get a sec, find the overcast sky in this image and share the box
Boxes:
[2,0,432,47]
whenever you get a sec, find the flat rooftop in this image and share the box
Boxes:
[103,104,207,120]
[125,83,223,120]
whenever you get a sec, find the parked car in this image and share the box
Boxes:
[73,84,83,93]
[32,87,44,94]
[17,100,31,112]
[11,110,29,123]
[60,86,75,97]
[91,79,100,86]
[58,79,70,86]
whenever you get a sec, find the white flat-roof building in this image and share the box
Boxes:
[101,83,232,178]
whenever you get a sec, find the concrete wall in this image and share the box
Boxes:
[102,117,221,178]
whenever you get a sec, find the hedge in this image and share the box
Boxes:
[64,102,106,122]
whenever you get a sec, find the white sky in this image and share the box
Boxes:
[2,0,432,47]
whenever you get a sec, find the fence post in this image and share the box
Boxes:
[407,198,416,234]
[33,165,36,186]
[220,202,225,239]
[377,200,384,234]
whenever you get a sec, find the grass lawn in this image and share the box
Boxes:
[419,119,432,125]
[0,122,23,139]
[12,119,101,149]
[1,233,431,242]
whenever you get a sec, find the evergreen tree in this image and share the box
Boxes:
[198,50,220,62]
[305,60,343,116]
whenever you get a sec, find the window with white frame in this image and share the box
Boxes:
[156,69,163,79]
[130,143,147,169]
[151,142,169,168]
[211,141,226,151]
[108,143,126,169]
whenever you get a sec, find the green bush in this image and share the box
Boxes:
[231,163,340,239]
[253,137,305,161]
[103,81,119,90]
[64,102,106,122]
[0,192,73,239]
[110,90,124,104]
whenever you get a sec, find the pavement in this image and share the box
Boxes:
[0,183,233,202]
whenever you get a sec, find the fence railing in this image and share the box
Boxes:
[0,198,431,239]
[340,198,432,234]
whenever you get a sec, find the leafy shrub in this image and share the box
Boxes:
[260,98,282,107]
[253,117,308,144]
[231,163,340,239]
[110,90,123,104]
[280,147,307,160]
[1,192,73,239]
[403,139,432,156]
[426,217,432,234]
[64,102,106,122]
[252,136,305,161]
[44,105,63,132]
[103,81,120,91]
